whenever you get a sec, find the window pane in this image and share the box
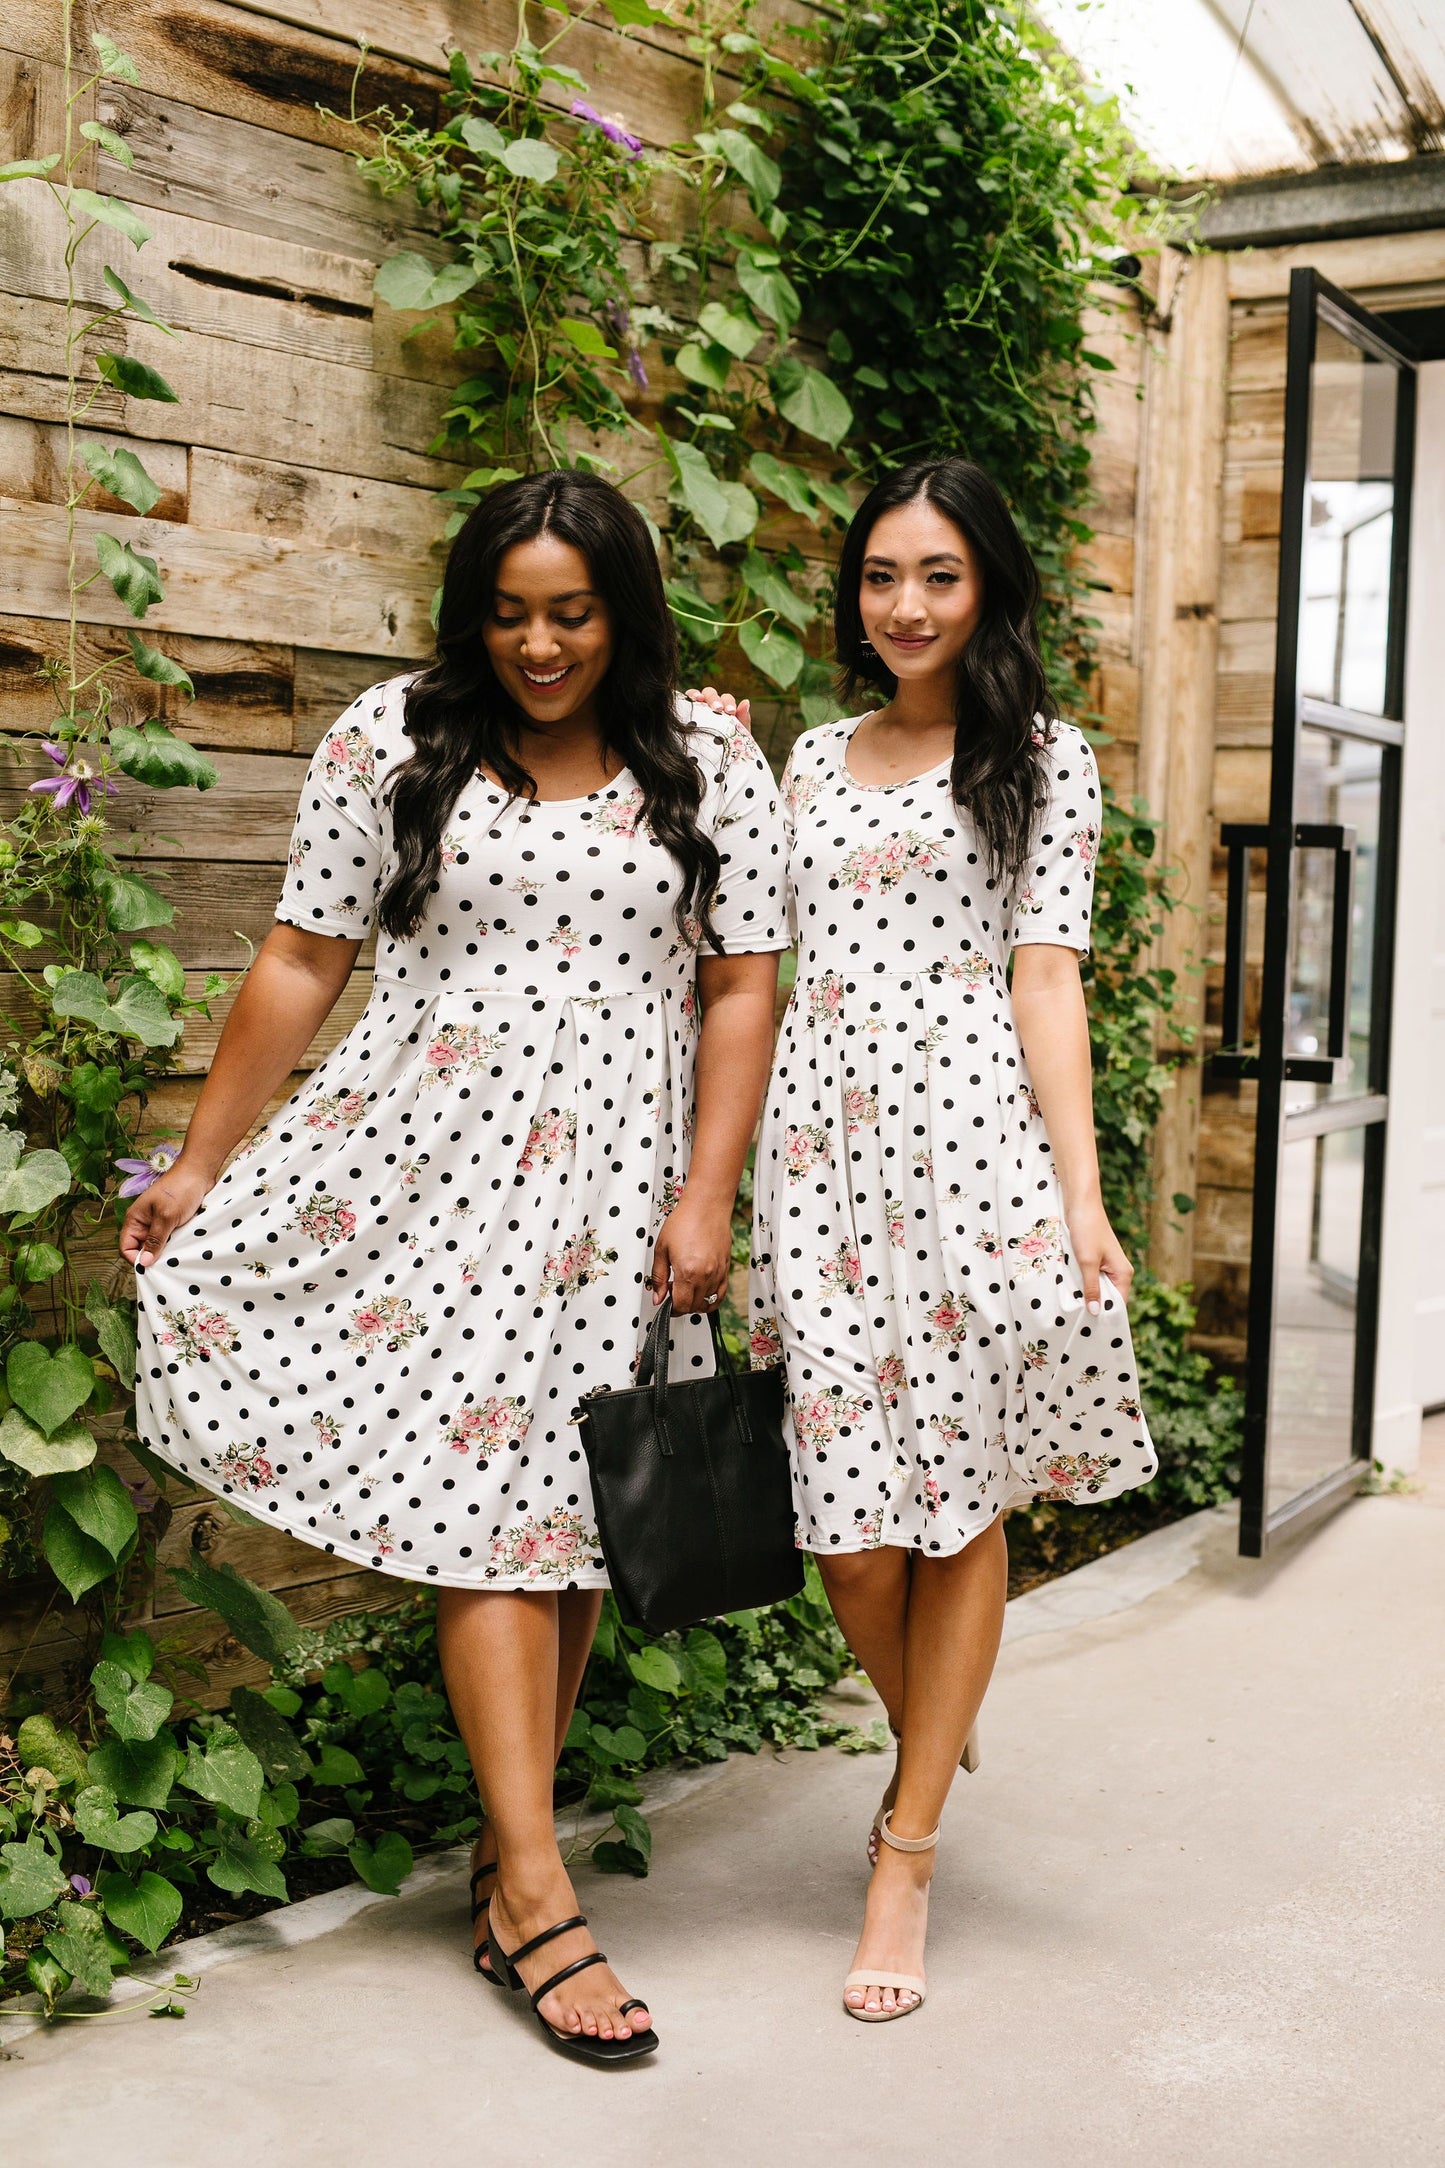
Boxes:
[1297,319,1397,717]
[1266,1124,1364,1517]
[1289,727,1382,1098]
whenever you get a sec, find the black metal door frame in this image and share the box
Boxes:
[1215,267,1417,1558]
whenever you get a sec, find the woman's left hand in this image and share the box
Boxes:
[1065,1196,1134,1314]
[650,1195,733,1315]
[683,686,752,733]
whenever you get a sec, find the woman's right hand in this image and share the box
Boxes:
[684,686,751,732]
[119,1157,218,1269]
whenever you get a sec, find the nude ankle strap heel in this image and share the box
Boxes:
[844,1812,938,2022]
[875,1809,940,1854]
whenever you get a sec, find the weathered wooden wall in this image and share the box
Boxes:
[0,0,1149,1689]
[1142,227,1445,1363]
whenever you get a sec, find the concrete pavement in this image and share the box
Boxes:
[7,1422,1443,2167]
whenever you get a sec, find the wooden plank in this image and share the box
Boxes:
[1094,660,1139,744]
[0,612,295,749]
[0,744,309,857]
[92,74,440,259]
[1075,529,1134,597]
[1228,227,1445,303]
[0,495,436,657]
[154,1499,376,1615]
[1228,312,1288,393]
[0,414,188,522]
[1221,537,1279,624]
[293,648,398,751]
[1219,617,1276,675]
[0,304,463,486]
[1214,745,1271,824]
[1227,388,1286,466]
[2,6,443,154]
[1191,1181,1253,1264]
[188,447,445,557]
[1215,671,1273,746]
[0,965,372,1073]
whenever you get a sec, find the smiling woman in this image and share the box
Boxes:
[118,468,790,2062]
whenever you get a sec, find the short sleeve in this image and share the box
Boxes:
[275,698,386,938]
[1007,724,1101,956]
[701,721,791,954]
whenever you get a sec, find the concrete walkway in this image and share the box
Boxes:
[7,1428,1444,2166]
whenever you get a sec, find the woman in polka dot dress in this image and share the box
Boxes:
[749,458,1157,2022]
[121,472,788,2062]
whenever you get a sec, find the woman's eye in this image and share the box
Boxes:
[491,615,523,629]
[927,572,959,587]
[556,614,591,629]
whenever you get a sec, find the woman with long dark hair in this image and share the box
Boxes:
[748,456,1156,2020]
[121,470,788,2063]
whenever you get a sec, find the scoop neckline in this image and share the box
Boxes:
[475,765,635,809]
[840,715,951,793]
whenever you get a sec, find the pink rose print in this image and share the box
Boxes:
[1014,882,1043,918]
[749,1316,783,1368]
[421,1022,504,1085]
[460,1255,482,1285]
[1008,1215,1065,1275]
[784,1124,831,1181]
[538,1225,618,1299]
[975,1229,1003,1263]
[807,972,845,1026]
[924,1292,973,1347]
[858,1504,886,1549]
[305,1088,368,1132]
[875,1351,907,1407]
[157,1304,241,1364]
[1021,1339,1050,1371]
[792,1385,872,1451]
[310,1411,341,1449]
[838,827,945,894]
[843,1086,878,1135]
[1115,1395,1143,1422]
[885,1197,905,1249]
[366,1521,396,1557]
[443,1396,530,1463]
[287,1193,357,1248]
[1041,1451,1114,1501]
[439,830,465,869]
[782,765,822,820]
[488,1508,602,1583]
[928,1411,967,1447]
[348,1295,427,1353]
[818,1240,863,1299]
[912,1147,935,1178]
[546,920,583,959]
[321,723,374,793]
[922,1472,943,1518]
[1071,824,1100,869]
[591,786,646,838]
[930,950,992,987]
[287,835,310,872]
[679,980,698,1029]
[1019,1084,1042,1121]
[214,1441,275,1492]
[518,1106,578,1174]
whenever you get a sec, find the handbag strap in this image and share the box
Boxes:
[635,1296,752,1456]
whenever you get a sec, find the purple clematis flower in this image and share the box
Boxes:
[28,742,120,818]
[115,1144,179,1198]
[570,99,643,159]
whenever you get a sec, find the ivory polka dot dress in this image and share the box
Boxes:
[749,716,1157,1556]
[134,678,788,1589]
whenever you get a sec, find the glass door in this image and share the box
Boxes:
[1213,269,1416,1557]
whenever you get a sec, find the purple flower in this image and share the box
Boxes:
[115,1144,179,1198]
[70,1875,92,1896]
[28,742,120,818]
[628,350,649,390]
[570,99,642,159]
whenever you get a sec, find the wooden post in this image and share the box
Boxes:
[1135,251,1231,1283]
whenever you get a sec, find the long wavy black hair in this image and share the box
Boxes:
[835,457,1053,885]
[378,470,720,943]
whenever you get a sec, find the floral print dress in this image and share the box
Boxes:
[750,716,1156,1557]
[134,678,788,1588]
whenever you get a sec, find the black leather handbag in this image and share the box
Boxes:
[575,1297,803,1633]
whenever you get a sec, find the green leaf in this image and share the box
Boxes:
[0,157,61,182]
[613,1802,652,1863]
[741,549,814,630]
[626,1645,682,1696]
[0,1143,71,1215]
[309,1742,364,1788]
[427,260,480,306]
[0,1410,95,1476]
[14,1240,65,1284]
[181,1726,265,1820]
[299,1816,355,1858]
[101,1627,155,1681]
[0,917,45,947]
[98,1868,183,1953]
[713,128,780,206]
[51,967,182,1046]
[774,365,853,450]
[70,189,152,248]
[97,877,176,943]
[459,466,523,491]
[96,352,179,402]
[739,619,805,689]
[661,435,758,551]
[228,1687,312,1783]
[44,1902,116,1995]
[8,1341,96,1435]
[665,579,726,644]
[127,939,185,1002]
[676,341,732,393]
[811,477,855,523]
[87,1286,139,1386]
[261,1684,302,1718]
[459,116,505,158]
[337,1666,390,1717]
[735,253,801,337]
[126,629,193,694]
[91,32,140,82]
[599,0,669,23]
[800,655,844,730]
[74,1782,158,1854]
[15,1714,90,1787]
[109,717,217,790]
[374,252,440,310]
[169,1555,304,1667]
[94,531,164,616]
[207,1823,287,1901]
[348,1830,413,1896]
[748,452,817,521]
[0,1834,69,1920]
[52,1462,136,1558]
[92,1659,173,1742]
[99,269,171,336]
[81,120,135,170]
[697,302,761,359]
[500,137,560,184]
[559,317,616,358]
[89,1735,179,1810]
[684,1624,727,1695]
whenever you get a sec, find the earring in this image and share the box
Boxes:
[860,639,875,654]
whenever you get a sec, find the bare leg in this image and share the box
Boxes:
[465,1588,602,1965]
[438,1587,648,2040]
[838,1522,1008,2015]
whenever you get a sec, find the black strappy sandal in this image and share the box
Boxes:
[488,1912,658,2064]
[470,1857,502,1985]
